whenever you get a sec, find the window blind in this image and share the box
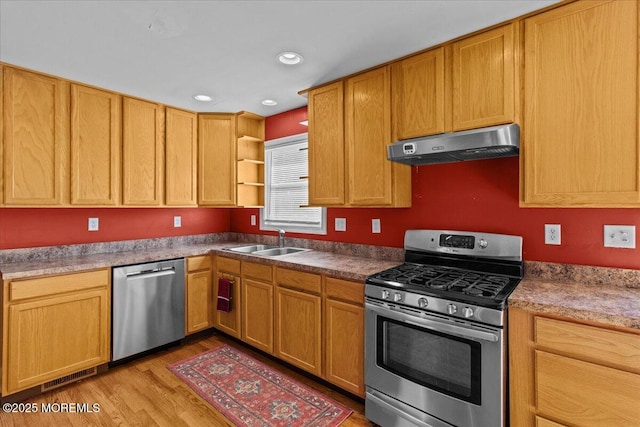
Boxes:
[262,135,325,233]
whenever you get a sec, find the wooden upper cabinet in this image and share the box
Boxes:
[70,84,121,205]
[522,0,640,206]
[345,67,394,206]
[308,81,345,206]
[2,66,70,205]
[198,114,236,206]
[122,97,164,206]
[165,107,197,206]
[452,23,517,131]
[392,47,446,140]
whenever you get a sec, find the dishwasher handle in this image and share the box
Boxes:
[125,268,176,280]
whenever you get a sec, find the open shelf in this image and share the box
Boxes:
[236,111,265,207]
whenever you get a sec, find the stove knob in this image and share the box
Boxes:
[447,304,458,315]
[381,290,390,299]
[478,239,488,249]
[394,292,403,302]
[418,298,429,308]
[462,307,474,318]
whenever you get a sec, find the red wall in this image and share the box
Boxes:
[231,107,640,270]
[0,208,230,249]
[3,105,638,270]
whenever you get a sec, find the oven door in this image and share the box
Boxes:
[365,299,505,427]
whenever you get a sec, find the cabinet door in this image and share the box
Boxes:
[392,47,446,139]
[242,278,274,354]
[213,271,241,338]
[186,270,212,334]
[3,66,69,205]
[275,286,321,376]
[122,97,164,205]
[536,351,640,426]
[5,286,109,395]
[165,107,197,206]
[198,114,236,206]
[452,23,517,131]
[523,0,640,206]
[345,67,393,206]
[308,82,345,206]
[70,84,121,205]
[324,298,364,397]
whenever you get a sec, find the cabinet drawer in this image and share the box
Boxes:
[325,277,364,304]
[535,317,640,372]
[9,269,109,302]
[216,256,241,274]
[276,268,321,294]
[187,255,212,272]
[242,261,273,282]
[536,350,640,426]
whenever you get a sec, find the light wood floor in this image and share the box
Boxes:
[1,332,372,427]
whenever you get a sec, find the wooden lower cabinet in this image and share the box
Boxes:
[241,261,274,354]
[324,277,365,397]
[185,255,213,335]
[509,308,640,427]
[275,268,322,377]
[2,269,110,396]
[213,259,365,397]
[213,256,242,338]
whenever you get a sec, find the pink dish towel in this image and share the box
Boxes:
[217,278,232,313]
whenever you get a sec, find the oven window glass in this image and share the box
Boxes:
[377,317,481,404]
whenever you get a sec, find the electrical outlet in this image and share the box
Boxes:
[372,219,381,234]
[173,216,182,228]
[251,215,256,226]
[604,225,636,248]
[544,224,561,245]
[335,218,347,232]
[88,217,99,232]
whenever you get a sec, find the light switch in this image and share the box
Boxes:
[335,218,347,232]
[372,219,381,233]
[88,217,99,231]
[251,215,256,226]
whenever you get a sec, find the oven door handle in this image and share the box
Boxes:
[366,301,500,343]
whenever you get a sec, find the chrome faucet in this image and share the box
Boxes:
[277,229,286,248]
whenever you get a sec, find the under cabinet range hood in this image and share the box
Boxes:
[387,123,520,166]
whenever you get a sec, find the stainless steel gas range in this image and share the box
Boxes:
[365,229,523,427]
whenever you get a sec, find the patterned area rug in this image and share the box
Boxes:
[168,345,353,426]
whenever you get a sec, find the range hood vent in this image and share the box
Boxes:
[387,123,520,166]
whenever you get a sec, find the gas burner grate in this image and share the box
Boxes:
[371,263,514,299]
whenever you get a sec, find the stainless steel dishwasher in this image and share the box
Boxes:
[112,258,185,362]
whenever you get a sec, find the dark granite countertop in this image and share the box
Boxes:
[511,261,640,330]
[0,240,401,283]
[3,237,639,329]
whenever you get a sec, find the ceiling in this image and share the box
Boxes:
[0,0,560,117]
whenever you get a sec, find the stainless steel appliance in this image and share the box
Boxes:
[387,123,519,166]
[365,230,523,427]
[112,258,185,362]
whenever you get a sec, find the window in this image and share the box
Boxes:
[260,133,326,234]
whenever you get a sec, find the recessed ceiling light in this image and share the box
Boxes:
[261,99,278,106]
[193,94,213,102]
[277,51,304,65]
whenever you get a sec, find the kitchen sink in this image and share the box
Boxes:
[251,247,310,257]
[224,244,279,253]
[223,244,309,257]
